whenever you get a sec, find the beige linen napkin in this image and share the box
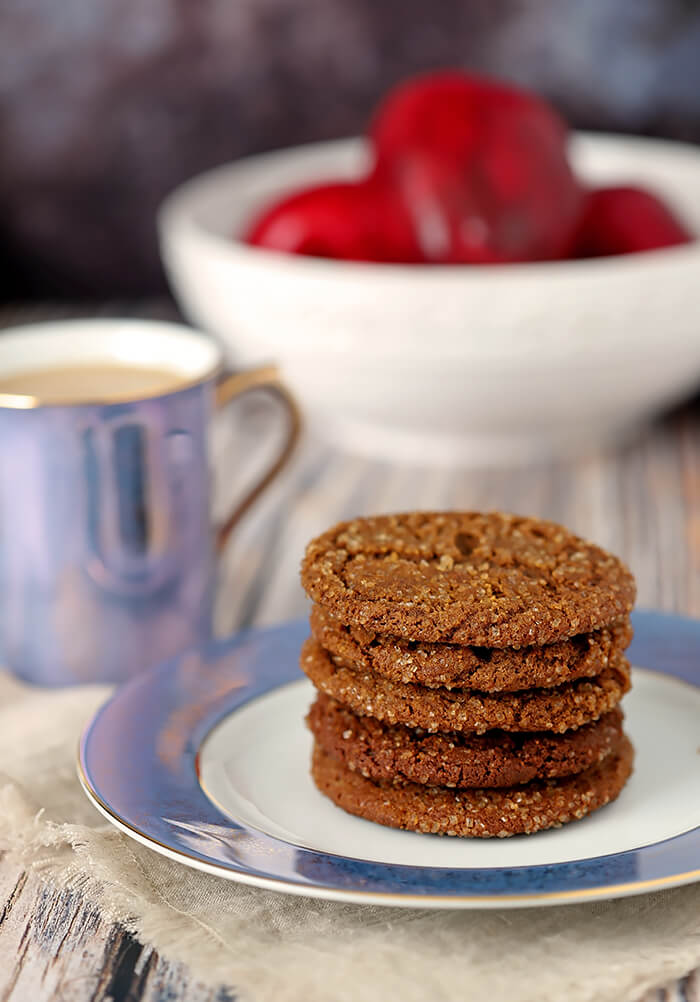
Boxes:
[0,670,698,1002]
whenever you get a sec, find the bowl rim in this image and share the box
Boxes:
[158,131,700,281]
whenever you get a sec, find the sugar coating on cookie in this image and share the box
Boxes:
[311,737,634,837]
[301,636,630,734]
[308,693,625,788]
[310,604,632,692]
[301,512,636,646]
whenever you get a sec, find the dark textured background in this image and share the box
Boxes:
[1,0,700,298]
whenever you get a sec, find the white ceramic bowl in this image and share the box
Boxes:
[158,134,700,465]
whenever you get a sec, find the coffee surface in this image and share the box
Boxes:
[0,363,182,403]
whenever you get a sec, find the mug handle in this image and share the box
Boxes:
[214,365,302,552]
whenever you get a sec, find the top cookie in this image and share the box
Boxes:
[301,512,636,647]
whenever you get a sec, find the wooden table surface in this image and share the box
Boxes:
[0,302,699,1002]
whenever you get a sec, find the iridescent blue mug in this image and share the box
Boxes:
[0,319,300,685]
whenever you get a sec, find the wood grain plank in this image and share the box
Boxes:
[0,863,234,1002]
[684,969,700,1002]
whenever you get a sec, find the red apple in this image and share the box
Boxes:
[575,186,693,257]
[244,180,425,262]
[370,71,585,263]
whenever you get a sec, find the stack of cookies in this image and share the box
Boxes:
[300,512,636,838]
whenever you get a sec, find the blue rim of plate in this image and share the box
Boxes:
[78,610,700,908]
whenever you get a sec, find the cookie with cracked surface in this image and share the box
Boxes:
[310,604,632,692]
[311,736,634,837]
[307,693,625,788]
[301,512,636,646]
[301,637,631,734]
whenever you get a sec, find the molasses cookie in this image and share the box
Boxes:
[311,736,634,837]
[310,604,632,691]
[301,512,636,646]
[301,637,631,734]
[307,693,625,788]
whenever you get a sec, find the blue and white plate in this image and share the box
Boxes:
[78,611,700,909]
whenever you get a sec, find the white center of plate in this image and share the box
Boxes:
[198,669,700,868]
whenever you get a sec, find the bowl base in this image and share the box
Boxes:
[313,416,643,468]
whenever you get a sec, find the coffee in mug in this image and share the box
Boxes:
[0,363,183,403]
